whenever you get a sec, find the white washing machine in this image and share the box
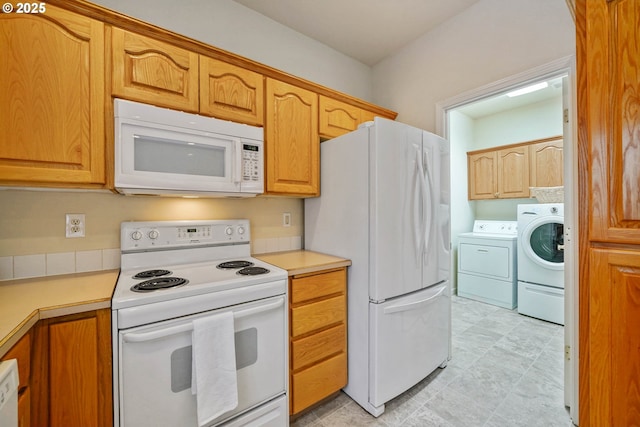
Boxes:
[517,203,564,325]
[457,220,518,309]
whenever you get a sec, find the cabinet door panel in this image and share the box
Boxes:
[530,139,563,188]
[586,0,640,243]
[0,7,105,185]
[112,28,199,112]
[467,152,497,199]
[319,96,361,139]
[497,146,530,198]
[589,249,640,427]
[200,57,264,125]
[265,79,319,196]
[49,317,99,427]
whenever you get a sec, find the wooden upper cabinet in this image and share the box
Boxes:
[200,57,264,126]
[319,96,362,139]
[265,78,319,196]
[468,137,563,200]
[529,138,563,188]
[0,6,105,187]
[468,151,497,200]
[319,96,384,139]
[112,28,199,112]
[497,145,530,198]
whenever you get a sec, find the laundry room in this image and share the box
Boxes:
[445,69,572,421]
[448,73,567,300]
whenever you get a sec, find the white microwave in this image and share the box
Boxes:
[114,99,264,197]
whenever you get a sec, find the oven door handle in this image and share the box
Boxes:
[122,298,284,343]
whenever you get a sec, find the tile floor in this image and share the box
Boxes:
[290,295,574,427]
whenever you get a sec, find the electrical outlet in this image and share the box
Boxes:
[66,214,85,238]
[283,212,291,227]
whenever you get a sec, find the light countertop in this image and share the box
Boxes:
[0,270,119,358]
[255,250,351,276]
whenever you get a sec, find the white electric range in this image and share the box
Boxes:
[112,220,288,427]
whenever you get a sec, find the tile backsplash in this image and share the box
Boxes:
[0,236,301,281]
[0,249,121,281]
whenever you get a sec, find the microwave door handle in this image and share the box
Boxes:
[233,139,242,184]
[122,298,284,343]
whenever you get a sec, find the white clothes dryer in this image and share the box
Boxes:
[517,203,564,325]
[457,220,518,309]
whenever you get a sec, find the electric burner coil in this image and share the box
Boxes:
[131,277,188,292]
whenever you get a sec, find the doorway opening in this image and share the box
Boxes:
[436,56,578,425]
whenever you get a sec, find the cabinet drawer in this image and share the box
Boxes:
[291,352,347,414]
[291,295,345,338]
[291,324,346,371]
[291,269,345,304]
[3,331,30,391]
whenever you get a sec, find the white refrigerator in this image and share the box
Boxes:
[305,117,451,417]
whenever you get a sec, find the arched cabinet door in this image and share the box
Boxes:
[0,6,106,187]
[265,78,319,196]
[112,27,199,113]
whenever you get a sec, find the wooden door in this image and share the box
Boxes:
[467,151,497,199]
[31,309,112,427]
[265,78,319,196]
[529,138,564,188]
[112,28,199,112]
[0,6,105,187]
[200,57,264,126]
[497,145,530,198]
[577,0,640,425]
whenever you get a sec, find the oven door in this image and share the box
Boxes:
[117,295,286,427]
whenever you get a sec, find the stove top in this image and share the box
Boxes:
[112,220,287,310]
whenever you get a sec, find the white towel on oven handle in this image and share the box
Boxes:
[191,311,238,427]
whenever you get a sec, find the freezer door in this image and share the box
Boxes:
[369,119,425,301]
[369,282,450,407]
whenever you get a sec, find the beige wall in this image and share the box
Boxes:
[371,0,575,132]
[0,190,302,257]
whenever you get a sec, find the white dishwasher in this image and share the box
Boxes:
[457,220,518,309]
[0,359,19,427]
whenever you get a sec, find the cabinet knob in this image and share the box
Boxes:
[495,192,499,198]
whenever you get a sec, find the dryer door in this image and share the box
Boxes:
[522,217,565,270]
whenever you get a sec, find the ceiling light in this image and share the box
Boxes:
[506,82,549,98]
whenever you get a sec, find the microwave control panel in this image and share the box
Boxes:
[242,144,261,182]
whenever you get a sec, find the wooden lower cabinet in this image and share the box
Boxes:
[1,331,31,427]
[31,309,112,427]
[289,268,347,415]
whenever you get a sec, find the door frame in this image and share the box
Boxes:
[435,55,579,424]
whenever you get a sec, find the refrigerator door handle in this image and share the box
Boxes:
[413,148,426,263]
[382,285,446,314]
[415,149,429,260]
[422,151,435,256]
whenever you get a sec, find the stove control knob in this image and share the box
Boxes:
[225,226,234,236]
[237,226,245,235]
[148,230,159,240]
[131,230,143,241]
